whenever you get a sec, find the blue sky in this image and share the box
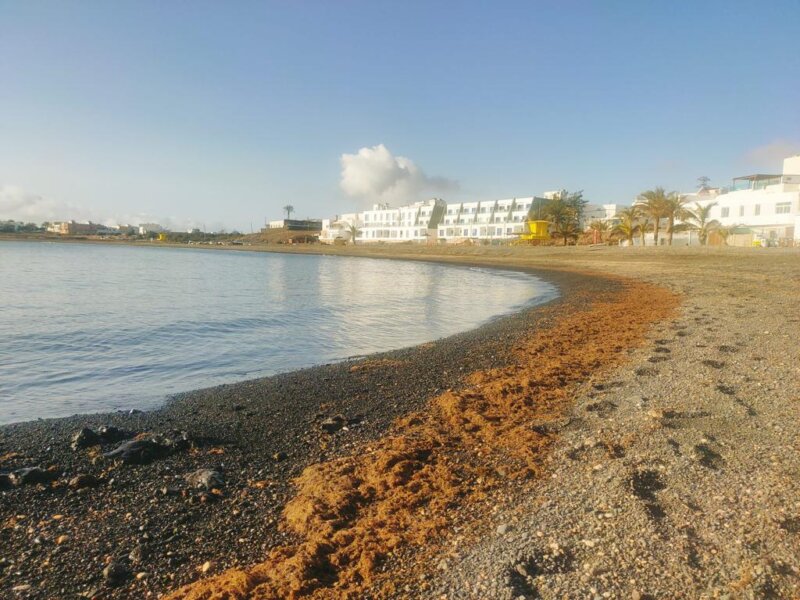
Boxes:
[1,1,798,231]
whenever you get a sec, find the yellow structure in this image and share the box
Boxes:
[157,233,168,241]
[518,220,550,242]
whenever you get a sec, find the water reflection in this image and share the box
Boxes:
[0,243,557,423]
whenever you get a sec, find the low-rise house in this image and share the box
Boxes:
[264,219,323,232]
[584,204,622,226]
[138,223,165,235]
[47,221,108,235]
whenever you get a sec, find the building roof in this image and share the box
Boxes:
[732,174,781,181]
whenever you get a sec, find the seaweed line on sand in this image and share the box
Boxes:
[166,277,679,600]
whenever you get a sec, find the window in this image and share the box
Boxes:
[739,206,744,217]
[776,202,791,214]
[720,207,730,218]
[754,204,761,216]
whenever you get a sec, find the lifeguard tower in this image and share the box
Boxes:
[518,220,550,243]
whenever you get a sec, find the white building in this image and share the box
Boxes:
[584,204,622,225]
[321,199,446,244]
[319,212,361,244]
[685,155,800,244]
[138,223,165,235]
[437,197,547,242]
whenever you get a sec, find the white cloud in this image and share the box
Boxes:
[340,144,457,207]
[743,139,800,170]
[0,185,92,223]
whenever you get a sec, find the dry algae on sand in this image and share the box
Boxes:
[168,277,678,600]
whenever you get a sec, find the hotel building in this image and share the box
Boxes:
[322,198,447,244]
[683,154,800,245]
[436,197,549,242]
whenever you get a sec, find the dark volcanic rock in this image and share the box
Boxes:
[10,467,56,486]
[321,415,347,434]
[98,425,128,443]
[71,425,130,450]
[0,473,11,490]
[185,468,224,490]
[128,544,149,565]
[102,560,131,586]
[162,430,192,452]
[68,473,101,489]
[104,440,169,465]
[71,427,100,450]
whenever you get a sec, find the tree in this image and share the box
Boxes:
[697,176,711,189]
[715,224,733,246]
[556,189,588,224]
[612,206,639,245]
[683,202,719,245]
[283,205,294,219]
[635,187,671,246]
[551,218,580,245]
[343,222,361,245]
[636,214,651,247]
[663,193,691,246]
[542,190,585,246]
[588,220,609,243]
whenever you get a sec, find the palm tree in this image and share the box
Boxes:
[543,196,579,246]
[343,222,361,245]
[683,202,719,245]
[663,193,691,246]
[551,218,580,245]
[715,224,733,246]
[283,205,294,219]
[588,220,609,243]
[612,206,638,246]
[635,188,671,246]
[636,214,651,247]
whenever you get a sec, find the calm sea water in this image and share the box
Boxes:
[0,242,557,424]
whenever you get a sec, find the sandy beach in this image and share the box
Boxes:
[1,245,799,599]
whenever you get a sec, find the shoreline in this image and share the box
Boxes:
[2,246,799,599]
[0,243,558,427]
[0,252,606,599]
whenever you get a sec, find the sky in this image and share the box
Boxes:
[1,1,799,232]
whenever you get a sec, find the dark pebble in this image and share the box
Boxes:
[102,561,131,586]
[321,415,346,434]
[185,469,224,490]
[10,467,56,486]
[104,440,169,465]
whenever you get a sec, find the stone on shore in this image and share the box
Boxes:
[185,469,225,490]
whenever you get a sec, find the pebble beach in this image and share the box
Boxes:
[1,244,798,599]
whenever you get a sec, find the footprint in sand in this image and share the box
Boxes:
[507,546,576,598]
[701,359,725,369]
[629,468,667,522]
[694,443,724,470]
[648,356,670,363]
[635,366,659,377]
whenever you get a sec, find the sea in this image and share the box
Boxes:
[0,241,558,424]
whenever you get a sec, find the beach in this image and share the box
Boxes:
[1,245,799,599]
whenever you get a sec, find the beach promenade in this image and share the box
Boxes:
[1,245,798,599]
